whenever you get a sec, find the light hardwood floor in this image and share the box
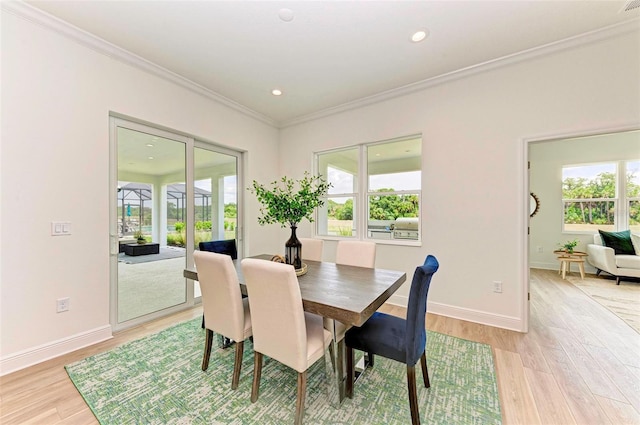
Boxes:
[1,268,639,424]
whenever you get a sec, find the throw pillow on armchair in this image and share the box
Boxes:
[598,230,636,255]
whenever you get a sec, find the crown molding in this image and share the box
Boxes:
[280,18,640,128]
[3,1,638,130]
[1,1,278,128]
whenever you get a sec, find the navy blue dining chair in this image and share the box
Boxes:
[199,239,237,260]
[345,255,439,425]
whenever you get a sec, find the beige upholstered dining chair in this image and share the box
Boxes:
[299,237,324,262]
[194,251,252,390]
[335,240,376,268]
[327,240,378,341]
[241,259,332,425]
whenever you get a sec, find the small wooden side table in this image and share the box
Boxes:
[553,250,587,280]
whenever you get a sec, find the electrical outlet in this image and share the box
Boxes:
[57,297,70,313]
[492,281,502,293]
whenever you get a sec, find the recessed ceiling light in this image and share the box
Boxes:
[148,156,154,160]
[146,143,154,147]
[411,30,428,43]
[272,89,283,96]
[278,8,294,22]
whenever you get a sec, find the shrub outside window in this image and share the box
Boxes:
[562,161,640,232]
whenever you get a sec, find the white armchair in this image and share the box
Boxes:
[586,233,640,285]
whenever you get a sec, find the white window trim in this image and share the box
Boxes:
[315,136,422,246]
[562,160,638,233]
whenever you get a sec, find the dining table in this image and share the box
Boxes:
[183,254,407,404]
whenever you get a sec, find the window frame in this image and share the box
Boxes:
[315,135,422,246]
[561,160,639,233]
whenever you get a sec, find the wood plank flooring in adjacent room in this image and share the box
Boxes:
[1,268,639,424]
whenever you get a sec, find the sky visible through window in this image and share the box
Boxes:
[562,163,616,181]
[195,175,237,204]
[370,171,421,191]
[629,161,640,185]
[328,167,420,203]
[328,167,354,196]
[562,161,640,185]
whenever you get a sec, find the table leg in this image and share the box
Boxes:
[324,339,340,407]
[578,261,585,279]
[324,319,346,407]
[561,260,567,279]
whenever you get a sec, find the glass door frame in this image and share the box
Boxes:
[189,141,244,299]
[109,116,244,331]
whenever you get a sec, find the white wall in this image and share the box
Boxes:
[279,28,640,331]
[0,11,280,374]
[529,131,640,271]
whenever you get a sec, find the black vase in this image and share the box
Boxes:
[285,225,302,270]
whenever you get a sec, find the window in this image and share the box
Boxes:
[562,160,640,232]
[316,135,422,244]
[317,147,358,237]
[627,160,640,233]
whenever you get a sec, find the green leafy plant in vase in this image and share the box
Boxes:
[558,238,578,254]
[248,172,331,269]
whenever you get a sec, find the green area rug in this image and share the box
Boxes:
[66,319,501,424]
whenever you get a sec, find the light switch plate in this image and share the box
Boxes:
[51,221,72,236]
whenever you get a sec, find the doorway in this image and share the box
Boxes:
[525,126,640,332]
[109,117,243,330]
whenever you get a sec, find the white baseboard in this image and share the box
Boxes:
[386,295,524,332]
[530,261,598,274]
[0,325,113,376]
[429,302,524,332]
[387,293,408,306]
[529,261,558,270]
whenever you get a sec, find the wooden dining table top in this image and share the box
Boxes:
[184,254,407,327]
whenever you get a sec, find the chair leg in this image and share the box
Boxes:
[407,365,421,425]
[202,329,213,371]
[295,371,307,425]
[337,340,346,400]
[420,352,430,388]
[367,351,374,368]
[231,341,244,390]
[345,346,354,399]
[251,351,263,403]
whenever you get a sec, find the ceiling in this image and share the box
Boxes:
[25,1,640,126]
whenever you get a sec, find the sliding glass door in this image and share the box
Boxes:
[193,145,240,298]
[110,118,242,330]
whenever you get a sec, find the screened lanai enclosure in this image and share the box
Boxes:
[113,122,240,329]
[117,182,213,241]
